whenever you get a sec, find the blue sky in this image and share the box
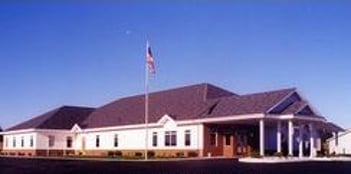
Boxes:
[1,1,351,129]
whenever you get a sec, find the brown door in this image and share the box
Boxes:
[223,133,236,157]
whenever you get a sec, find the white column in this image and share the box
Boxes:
[259,119,265,156]
[309,123,315,158]
[298,125,303,158]
[276,121,282,153]
[288,120,294,156]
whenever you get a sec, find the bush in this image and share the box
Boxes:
[273,152,283,157]
[250,151,263,158]
[188,151,198,157]
[115,151,122,157]
[107,151,114,157]
[135,152,143,157]
[147,151,155,158]
[176,152,185,158]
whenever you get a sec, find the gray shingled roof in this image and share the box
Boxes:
[6,106,95,131]
[83,83,235,128]
[7,83,325,131]
[83,83,297,128]
[206,88,296,117]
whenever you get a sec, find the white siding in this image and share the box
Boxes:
[3,133,36,150]
[3,131,74,150]
[36,132,74,150]
[329,131,351,154]
[81,124,204,151]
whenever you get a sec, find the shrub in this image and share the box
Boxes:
[147,151,155,158]
[115,151,122,157]
[188,151,198,157]
[176,152,185,158]
[273,152,283,157]
[135,152,143,157]
[107,151,114,157]
[250,151,263,158]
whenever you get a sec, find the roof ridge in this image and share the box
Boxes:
[241,87,296,96]
[97,83,215,108]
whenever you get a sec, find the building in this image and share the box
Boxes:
[1,106,94,156]
[1,83,342,157]
[328,127,351,155]
[0,126,3,152]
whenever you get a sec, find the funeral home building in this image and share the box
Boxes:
[0,83,342,158]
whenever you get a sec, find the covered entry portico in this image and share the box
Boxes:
[202,113,331,158]
[203,120,259,157]
[262,114,329,158]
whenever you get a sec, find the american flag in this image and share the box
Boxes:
[146,41,156,74]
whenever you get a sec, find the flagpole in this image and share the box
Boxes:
[144,41,149,160]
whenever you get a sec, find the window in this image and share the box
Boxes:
[96,135,100,148]
[13,137,16,148]
[185,130,191,146]
[165,131,177,146]
[114,134,118,147]
[152,132,157,147]
[21,136,24,147]
[225,134,231,146]
[66,136,73,148]
[210,131,218,146]
[48,135,55,147]
[30,136,34,147]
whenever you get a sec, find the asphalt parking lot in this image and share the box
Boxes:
[0,157,351,174]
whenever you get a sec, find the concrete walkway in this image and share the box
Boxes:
[239,156,351,163]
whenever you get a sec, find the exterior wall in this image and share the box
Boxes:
[203,125,223,157]
[77,121,204,156]
[329,131,351,155]
[2,130,75,156]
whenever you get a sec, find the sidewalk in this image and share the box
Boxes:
[239,156,351,163]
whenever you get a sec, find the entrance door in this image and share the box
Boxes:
[236,133,248,156]
[223,133,236,157]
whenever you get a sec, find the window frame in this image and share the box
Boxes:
[152,132,157,147]
[13,137,16,148]
[21,136,24,147]
[165,131,177,147]
[48,135,55,147]
[185,130,191,146]
[66,136,73,148]
[114,134,118,147]
[96,135,100,148]
[30,136,34,147]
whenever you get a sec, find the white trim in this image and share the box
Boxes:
[259,119,265,156]
[83,114,265,133]
[71,124,82,133]
[266,89,296,114]
[294,103,309,114]
[1,128,72,135]
[288,120,293,156]
[2,113,327,135]
[265,114,326,122]
[1,129,36,135]
[295,89,322,116]
[157,114,175,125]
